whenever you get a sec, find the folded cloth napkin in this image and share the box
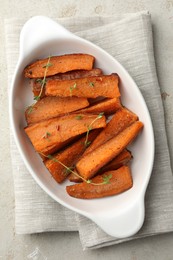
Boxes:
[5,12,173,250]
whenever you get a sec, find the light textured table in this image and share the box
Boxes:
[0,1,173,259]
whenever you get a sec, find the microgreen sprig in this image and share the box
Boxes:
[42,62,53,68]
[42,132,51,140]
[84,112,104,147]
[75,115,83,120]
[35,56,52,101]
[27,56,52,114]
[63,166,75,176]
[102,174,112,184]
[27,105,34,115]
[89,82,95,87]
[69,83,77,96]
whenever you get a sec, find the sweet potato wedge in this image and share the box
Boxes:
[44,130,100,183]
[31,68,102,98]
[24,113,106,156]
[68,170,83,183]
[99,149,132,174]
[40,136,80,161]
[76,121,143,180]
[25,96,89,125]
[79,98,122,115]
[83,107,138,156]
[45,74,120,99]
[24,54,95,78]
[66,165,133,199]
[68,149,132,183]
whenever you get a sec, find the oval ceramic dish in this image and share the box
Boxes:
[10,16,154,238]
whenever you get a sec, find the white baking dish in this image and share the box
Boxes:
[10,16,154,238]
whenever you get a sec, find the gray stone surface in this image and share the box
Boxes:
[0,0,173,259]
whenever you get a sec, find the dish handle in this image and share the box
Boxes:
[91,196,145,238]
[19,16,74,59]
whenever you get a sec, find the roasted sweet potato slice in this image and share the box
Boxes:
[44,130,100,183]
[99,149,132,173]
[66,165,133,199]
[24,113,106,156]
[31,68,102,98]
[24,54,95,78]
[83,107,138,156]
[45,74,120,99]
[40,136,80,161]
[79,98,121,115]
[76,121,143,180]
[25,96,89,125]
[68,170,83,183]
[69,149,132,183]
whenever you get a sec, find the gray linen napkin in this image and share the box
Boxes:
[5,12,173,250]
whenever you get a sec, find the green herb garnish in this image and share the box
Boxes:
[85,140,91,147]
[97,112,104,119]
[75,115,83,120]
[36,78,43,84]
[63,166,75,176]
[33,95,40,101]
[89,82,94,87]
[36,78,47,86]
[102,174,112,184]
[27,105,34,114]
[42,62,53,68]
[69,83,77,96]
[37,56,52,100]
[42,132,51,140]
[27,56,52,114]
[84,112,104,147]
